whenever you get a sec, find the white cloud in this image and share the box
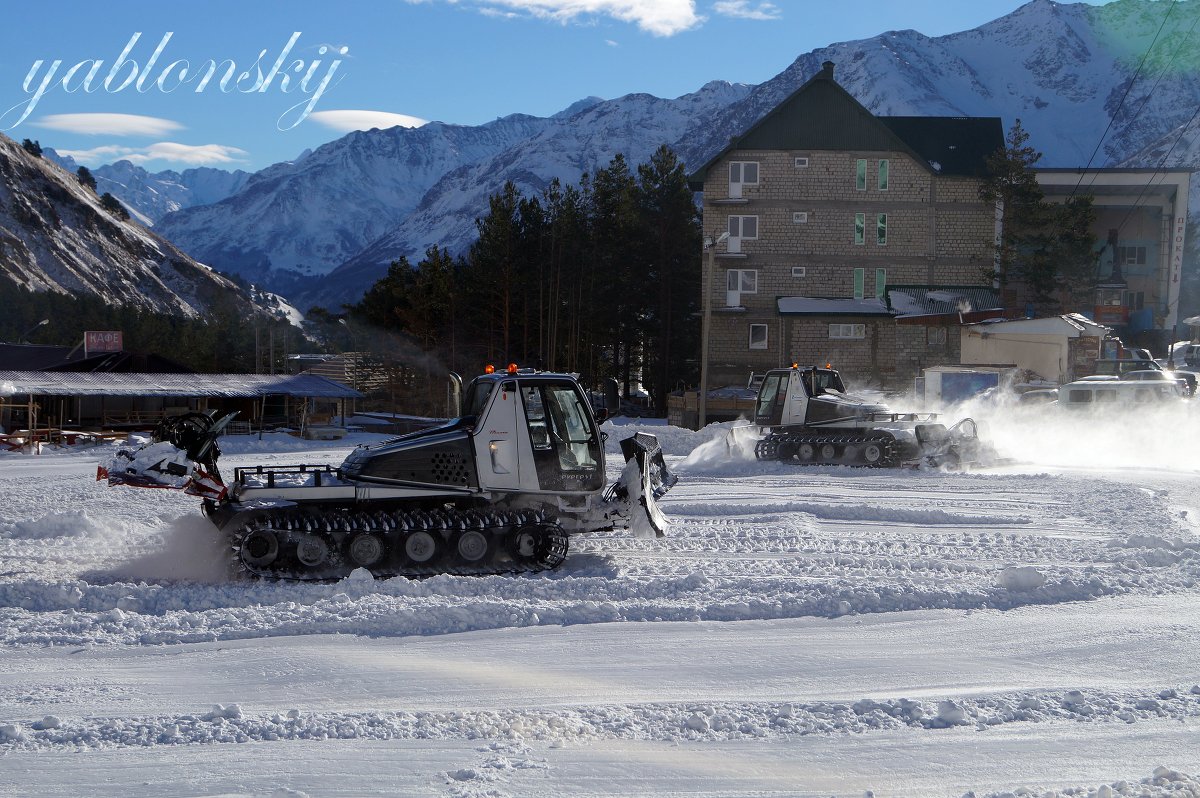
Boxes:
[308,110,429,133]
[713,0,781,21]
[427,0,699,36]
[57,142,248,167]
[32,113,184,137]
[605,39,620,47]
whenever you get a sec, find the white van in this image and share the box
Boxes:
[1058,377,1182,410]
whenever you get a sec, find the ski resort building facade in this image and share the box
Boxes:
[688,61,1006,392]
[687,61,1190,399]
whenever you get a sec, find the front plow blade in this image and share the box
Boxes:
[618,432,676,538]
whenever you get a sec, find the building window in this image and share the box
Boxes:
[1125,290,1145,310]
[726,268,756,308]
[830,323,866,339]
[878,159,889,191]
[749,323,768,350]
[1116,245,1147,266]
[727,269,757,293]
[792,211,808,223]
[853,268,865,300]
[728,215,758,239]
[791,266,807,278]
[875,268,887,300]
[795,156,810,168]
[927,326,948,347]
[854,213,865,245]
[728,161,759,199]
[855,159,867,191]
[877,213,887,246]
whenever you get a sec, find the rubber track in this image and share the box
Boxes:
[755,431,900,468]
[228,506,569,581]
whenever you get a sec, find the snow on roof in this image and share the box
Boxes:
[887,287,1001,318]
[776,297,893,316]
[0,372,363,399]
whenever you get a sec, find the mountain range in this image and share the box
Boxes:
[24,0,1200,313]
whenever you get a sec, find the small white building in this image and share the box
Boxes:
[960,314,1110,384]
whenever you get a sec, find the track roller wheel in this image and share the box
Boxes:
[506,525,540,564]
[294,533,332,568]
[452,529,491,564]
[860,440,885,466]
[240,528,279,569]
[346,532,386,568]
[401,529,443,566]
[818,443,837,462]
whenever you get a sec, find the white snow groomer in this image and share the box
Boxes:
[751,365,984,468]
[101,368,676,580]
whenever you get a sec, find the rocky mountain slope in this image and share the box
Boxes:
[44,149,251,227]
[0,135,258,318]
[152,114,558,293]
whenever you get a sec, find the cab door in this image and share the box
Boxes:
[518,380,603,493]
[473,380,523,491]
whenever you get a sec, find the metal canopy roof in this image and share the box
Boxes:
[0,372,363,399]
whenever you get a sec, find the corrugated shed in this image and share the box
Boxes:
[0,372,362,399]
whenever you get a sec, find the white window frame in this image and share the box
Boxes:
[728,215,758,253]
[728,215,758,239]
[726,268,756,308]
[791,266,807,279]
[728,161,759,199]
[795,156,810,168]
[829,323,866,340]
[792,211,808,224]
[855,159,867,191]
[749,323,769,350]
[726,269,758,294]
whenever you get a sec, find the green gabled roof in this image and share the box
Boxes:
[688,62,1003,189]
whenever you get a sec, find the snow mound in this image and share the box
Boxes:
[997,566,1047,591]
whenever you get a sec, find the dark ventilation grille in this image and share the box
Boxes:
[431,451,469,486]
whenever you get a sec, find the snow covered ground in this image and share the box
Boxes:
[2,404,1199,797]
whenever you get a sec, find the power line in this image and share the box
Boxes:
[1069,0,1178,199]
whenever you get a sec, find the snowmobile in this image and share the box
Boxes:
[99,367,676,580]
[750,365,985,467]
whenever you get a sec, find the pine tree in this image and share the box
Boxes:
[77,166,97,192]
[99,192,130,220]
[979,119,1098,315]
[21,139,42,158]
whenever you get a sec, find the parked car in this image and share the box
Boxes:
[1092,358,1163,377]
[1058,377,1184,410]
[1120,369,1191,397]
[1017,388,1059,405]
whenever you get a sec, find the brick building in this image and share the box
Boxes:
[688,62,1005,393]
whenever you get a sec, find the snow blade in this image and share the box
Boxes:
[616,432,676,538]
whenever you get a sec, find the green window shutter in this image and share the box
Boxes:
[853,268,865,300]
[875,268,886,300]
[856,159,866,191]
[878,159,889,191]
[877,213,887,245]
[854,213,865,245]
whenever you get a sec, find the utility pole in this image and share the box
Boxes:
[698,231,729,429]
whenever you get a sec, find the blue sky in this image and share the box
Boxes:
[0,0,1111,172]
